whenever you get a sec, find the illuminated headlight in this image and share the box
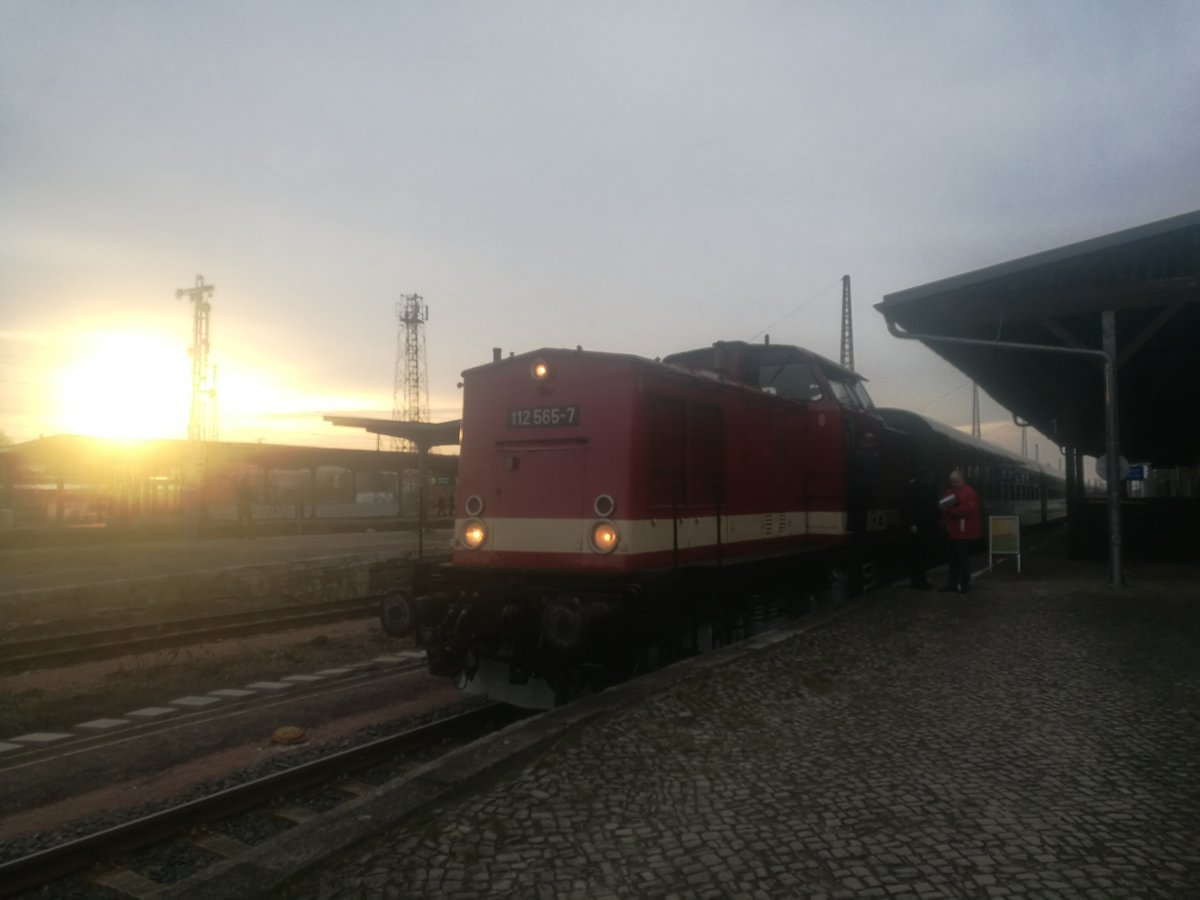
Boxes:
[461,519,487,550]
[590,520,619,554]
[531,359,551,381]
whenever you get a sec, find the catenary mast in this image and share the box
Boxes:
[839,274,854,371]
[392,294,430,452]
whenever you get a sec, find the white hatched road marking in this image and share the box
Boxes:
[76,718,131,730]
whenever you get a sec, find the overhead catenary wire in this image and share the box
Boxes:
[746,277,842,343]
[911,379,971,412]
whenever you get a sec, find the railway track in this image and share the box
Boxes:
[0,702,524,899]
[0,595,387,674]
[0,657,430,773]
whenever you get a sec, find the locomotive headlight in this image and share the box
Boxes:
[590,520,619,554]
[461,519,487,550]
[531,359,551,381]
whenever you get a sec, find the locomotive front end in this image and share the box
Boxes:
[420,349,644,706]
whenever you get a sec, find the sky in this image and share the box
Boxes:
[2,1,1198,459]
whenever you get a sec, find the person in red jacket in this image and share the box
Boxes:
[939,468,981,594]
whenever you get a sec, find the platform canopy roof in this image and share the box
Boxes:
[323,416,462,451]
[875,210,1200,467]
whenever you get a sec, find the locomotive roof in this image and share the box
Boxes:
[460,346,651,377]
[662,340,865,384]
[463,342,862,387]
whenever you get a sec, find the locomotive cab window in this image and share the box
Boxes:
[851,381,875,410]
[828,380,858,408]
[758,363,822,402]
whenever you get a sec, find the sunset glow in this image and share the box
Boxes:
[54,332,190,440]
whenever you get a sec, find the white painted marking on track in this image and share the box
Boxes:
[209,688,257,698]
[245,681,295,691]
[0,742,22,753]
[171,695,223,707]
[126,707,180,718]
[76,718,131,730]
[10,732,73,743]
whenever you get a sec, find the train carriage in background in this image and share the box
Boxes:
[878,408,1067,528]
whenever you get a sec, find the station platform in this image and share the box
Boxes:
[268,529,1200,899]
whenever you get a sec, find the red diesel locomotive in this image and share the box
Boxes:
[410,340,906,706]
[405,339,1063,707]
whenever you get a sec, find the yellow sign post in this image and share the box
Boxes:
[988,515,1021,573]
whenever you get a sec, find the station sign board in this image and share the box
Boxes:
[988,515,1021,573]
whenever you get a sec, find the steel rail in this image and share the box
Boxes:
[0,595,386,673]
[0,702,520,898]
[0,661,430,772]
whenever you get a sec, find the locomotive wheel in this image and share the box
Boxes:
[380,589,416,638]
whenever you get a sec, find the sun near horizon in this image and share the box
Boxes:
[35,328,452,451]
[52,331,191,441]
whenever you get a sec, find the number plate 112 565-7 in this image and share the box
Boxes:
[507,405,580,428]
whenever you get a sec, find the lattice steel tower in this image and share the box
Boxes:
[176,275,216,443]
[392,294,430,451]
[971,383,982,439]
[839,274,854,371]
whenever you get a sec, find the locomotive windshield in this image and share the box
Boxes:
[852,381,875,410]
[758,363,823,402]
[827,377,876,410]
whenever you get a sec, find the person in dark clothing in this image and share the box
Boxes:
[901,469,939,589]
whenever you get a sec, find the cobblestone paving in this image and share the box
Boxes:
[282,560,1200,898]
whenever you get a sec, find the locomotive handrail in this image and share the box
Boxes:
[882,314,1122,588]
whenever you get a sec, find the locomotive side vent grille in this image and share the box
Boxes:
[762,512,787,536]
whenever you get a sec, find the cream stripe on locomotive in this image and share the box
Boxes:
[455,509,899,555]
